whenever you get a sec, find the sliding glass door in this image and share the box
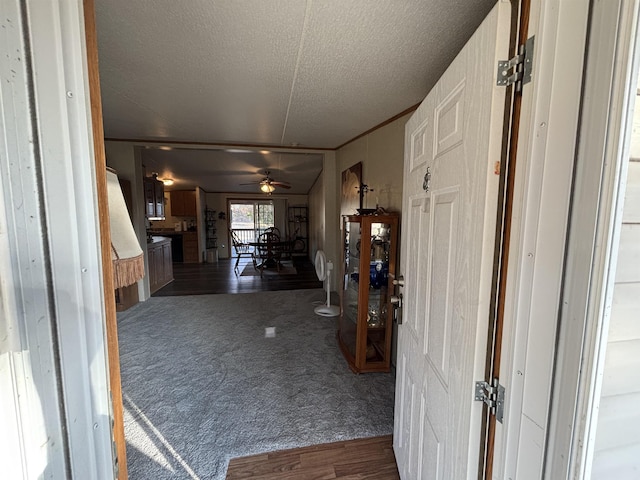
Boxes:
[229,200,274,244]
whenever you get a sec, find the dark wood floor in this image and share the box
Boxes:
[153,255,323,296]
[226,435,400,479]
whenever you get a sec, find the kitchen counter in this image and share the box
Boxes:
[148,235,172,244]
[148,229,197,235]
[147,230,199,263]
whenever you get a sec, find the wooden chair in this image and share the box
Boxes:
[230,229,253,274]
[252,231,282,277]
[263,226,281,237]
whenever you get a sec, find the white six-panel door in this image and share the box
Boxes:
[393,3,510,478]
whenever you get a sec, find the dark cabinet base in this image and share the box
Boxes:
[148,237,174,294]
[115,284,138,312]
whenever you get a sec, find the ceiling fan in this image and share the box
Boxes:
[240,170,291,193]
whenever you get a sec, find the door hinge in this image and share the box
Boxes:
[475,378,505,423]
[496,36,534,92]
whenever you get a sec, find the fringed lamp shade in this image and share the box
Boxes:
[106,168,144,288]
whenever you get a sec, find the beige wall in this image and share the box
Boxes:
[332,113,409,272]
[308,152,340,288]
[336,113,410,215]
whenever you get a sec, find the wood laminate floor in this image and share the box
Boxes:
[153,256,323,296]
[226,435,400,480]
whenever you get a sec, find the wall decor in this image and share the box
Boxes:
[341,161,362,216]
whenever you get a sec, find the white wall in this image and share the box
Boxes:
[591,156,640,477]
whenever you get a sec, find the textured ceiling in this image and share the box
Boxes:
[141,147,323,194]
[95,0,496,193]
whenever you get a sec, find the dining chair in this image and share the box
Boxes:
[230,229,253,274]
[263,226,281,237]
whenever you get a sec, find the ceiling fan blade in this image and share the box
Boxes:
[270,182,291,189]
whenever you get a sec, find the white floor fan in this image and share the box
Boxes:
[314,250,340,317]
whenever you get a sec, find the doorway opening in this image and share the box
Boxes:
[229,200,275,244]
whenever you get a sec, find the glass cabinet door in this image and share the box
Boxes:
[340,217,361,359]
[338,213,398,373]
[364,221,392,365]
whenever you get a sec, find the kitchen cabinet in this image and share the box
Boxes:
[338,213,398,373]
[148,237,173,293]
[170,190,197,217]
[144,174,165,220]
[182,231,199,263]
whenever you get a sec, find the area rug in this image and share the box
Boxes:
[117,289,395,480]
[239,263,297,276]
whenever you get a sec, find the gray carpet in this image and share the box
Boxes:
[117,289,395,479]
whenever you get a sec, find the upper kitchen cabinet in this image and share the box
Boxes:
[170,190,197,217]
[144,174,165,220]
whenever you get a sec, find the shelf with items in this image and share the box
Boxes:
[288,205,308,256]
[205,207,217,249]
[338,212,399,373]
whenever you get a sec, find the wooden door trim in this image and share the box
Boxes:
[479,0,531,478]
[83,0,128,477]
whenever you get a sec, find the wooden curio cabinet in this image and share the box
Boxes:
[338,213,399,373]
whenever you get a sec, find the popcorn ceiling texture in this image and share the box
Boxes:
[117,289,395,479]
[96,0,496,148]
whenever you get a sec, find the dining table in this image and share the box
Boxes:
[248,239,292,269]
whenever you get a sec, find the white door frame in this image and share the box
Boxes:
[493,0,592,478]
[497,0,640,478]
[0,0,114,478]
[546,1,640,478]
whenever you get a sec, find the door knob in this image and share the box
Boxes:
[391,293,403,324]
[393,276,405,287]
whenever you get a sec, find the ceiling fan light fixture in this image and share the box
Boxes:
[260,183,275,193]
[162,178,174,186]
